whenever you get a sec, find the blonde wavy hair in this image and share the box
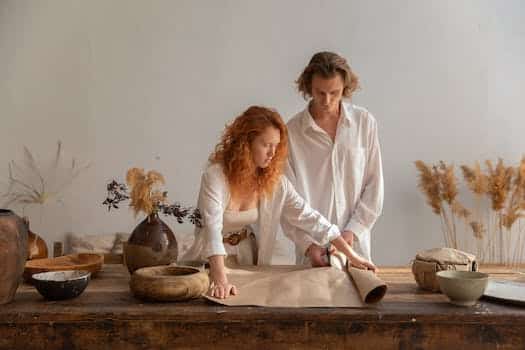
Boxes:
[210,106,288,198]
[296,51,360,99]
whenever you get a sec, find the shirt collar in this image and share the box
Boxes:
[300,101,353,132]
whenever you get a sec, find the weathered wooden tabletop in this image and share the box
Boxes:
[1,264,524,350]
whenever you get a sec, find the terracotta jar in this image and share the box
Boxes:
[23,217,48,260]
[124,213,178,273]
[0,209,28,304]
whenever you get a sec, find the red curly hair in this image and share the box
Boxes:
[211,106,288,198]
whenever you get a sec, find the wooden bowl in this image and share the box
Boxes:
[174,260,208,270]
[24,253,104,282]
[130,265,209,302]
[32,270,90,300]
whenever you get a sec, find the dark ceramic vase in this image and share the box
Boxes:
[0,209,28,304]
[124,213,178,274]
[23,217,48,260]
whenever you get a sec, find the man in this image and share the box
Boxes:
[282,51,384,266]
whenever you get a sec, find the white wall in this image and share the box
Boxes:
[1,0,524,265]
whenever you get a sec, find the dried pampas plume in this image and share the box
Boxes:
[415,160,471,249]
[414,161,442,215]
[460,162,488,195]
[451,201,471,219]
[126,168,167,217]
[469,221,485,239]
[486,159,513,211]
[438,161,458,204]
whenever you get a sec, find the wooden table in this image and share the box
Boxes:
[1,265,524,350]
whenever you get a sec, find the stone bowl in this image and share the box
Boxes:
[436,270,489,306]
[32,270,90,301]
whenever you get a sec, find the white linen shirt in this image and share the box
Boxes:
[282,102,384,262]
[182,163,341,265]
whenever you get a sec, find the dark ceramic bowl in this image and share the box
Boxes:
[32,270,90,300]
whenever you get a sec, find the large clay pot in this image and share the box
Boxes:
[0,209,28,304]
[23,217,48,260]
[124,213,178,274]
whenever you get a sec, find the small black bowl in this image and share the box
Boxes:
[32,270,91,300]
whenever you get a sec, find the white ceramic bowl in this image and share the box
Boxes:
[436,270,489,306]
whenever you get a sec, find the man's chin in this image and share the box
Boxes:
[321,105,338,113]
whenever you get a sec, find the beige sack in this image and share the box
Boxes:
[411,247,476,292]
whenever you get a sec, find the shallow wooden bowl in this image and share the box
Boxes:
[24,253,104,282]
[130,265,209,302]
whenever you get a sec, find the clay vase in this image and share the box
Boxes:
[0,209,28,304]
[23,217,48,260]
[124,213,178,274]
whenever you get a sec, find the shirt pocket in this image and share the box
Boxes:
[339,146,366,192]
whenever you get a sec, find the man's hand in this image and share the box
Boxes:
[342,230,356,247]
[306,243,330,267]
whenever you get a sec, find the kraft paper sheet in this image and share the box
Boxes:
[206,253,387,307]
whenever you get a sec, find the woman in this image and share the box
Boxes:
[183,106,376,299]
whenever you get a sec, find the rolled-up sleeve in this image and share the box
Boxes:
[198,168,227,258]
[281,178,340,247]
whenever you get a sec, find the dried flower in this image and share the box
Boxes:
[126,168,166,217]
[415,160,471,249]
[414,160,442,215]
[1,141,90,208]
[469,221,485,239]
[102,180,130,210]
[418,157,525,266]
[461,162,488,195]
[486,159,513,211]
[102,168,201,227]
[438,161,458,204]
[451,201,470,219]
[501,210,523,230]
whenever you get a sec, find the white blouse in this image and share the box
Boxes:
[182,163,341,265]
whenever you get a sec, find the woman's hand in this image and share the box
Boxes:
[329,236,378,273]
[346,252,377,272]
[209,273,238,299]
[208,255,238,299]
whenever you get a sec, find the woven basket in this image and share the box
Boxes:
[411,247,476,292]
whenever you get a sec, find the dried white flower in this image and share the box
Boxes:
[1,141,91,208]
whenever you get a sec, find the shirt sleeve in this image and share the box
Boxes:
[344,115,384,243]
[198,167,227,258]
[281,177,341,247]
[280,156,316,256]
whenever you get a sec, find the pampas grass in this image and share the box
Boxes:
[126,168,167,217]
[415,160,468,249]
[416,157,525,266]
